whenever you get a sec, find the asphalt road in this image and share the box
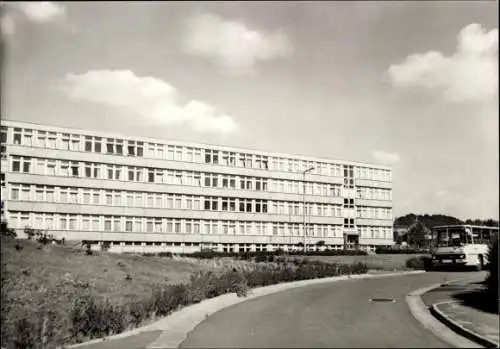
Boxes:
[180,271,482,348]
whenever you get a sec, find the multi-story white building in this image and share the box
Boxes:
[0,120,393,253]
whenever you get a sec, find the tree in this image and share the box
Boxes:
[486,234,498,308]
[406,221,427,248]
[316,240,326,246]
[1,221,16,239]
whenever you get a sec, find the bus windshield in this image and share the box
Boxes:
[434,225,498,247]
[435,228,471,247]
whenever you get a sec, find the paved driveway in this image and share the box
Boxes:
[180,271,476,348]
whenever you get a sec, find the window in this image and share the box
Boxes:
[1,126,7,145]
[13,128,22,144]
[69,134,81,151]
[92,191,101,205]
[106,138,124,155]
[127,140,144,157]
[61,133,70,150]
[113,217,121,231]
[204,197,218,211]
[255,155,269,170]
[255,178,268,191]
[35,159,45,175]
[104,216,112,231]
[10,184,20,200]
[204,149,219,164]
[239,199,253,213]
[84,163,102,179]
[344,218,355,228]
[82,215,91,230]
[69,188,78,203]
[128,167,144,182]
[59,215,68,230]
[36,131,47,147]
[240,177,252,190]
[11,156,31,173]
[84,136,102,153]
[150,143,164,159]
[47,160,56,176]
[60,161,70,176]
[125,218,133,232]
[21,129,33,146]
[221,151,236,166]
[204,173,218,187]
[107,165,122,180]
[238,153,253,168]
[59,187,69,203]
[92,217,100,231]
[255,199,268,213]
[344,198,354,208]
[47,132,57,149]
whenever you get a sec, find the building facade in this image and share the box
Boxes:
[0,120,393,253]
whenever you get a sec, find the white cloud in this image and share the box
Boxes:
[1,14,15,36]
[14,2,66,23]
[388,23,498,103]
[182,13,293,75]
[59,70,238,134]
[372,150,400,165]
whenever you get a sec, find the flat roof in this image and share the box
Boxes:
[2,119,392,170]
[433,225,499,230]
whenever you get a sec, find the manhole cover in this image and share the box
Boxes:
[369,298,396,303]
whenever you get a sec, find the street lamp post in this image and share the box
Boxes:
[302,166,315,254]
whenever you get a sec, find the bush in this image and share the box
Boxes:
[101,242,111,252]
[179,249,367,260]
[24,227,36,240]
[405,256,430,270]
[376,246,425,254]
[1,222,17,239]
[1,255,368,349]
[486,235,498,304]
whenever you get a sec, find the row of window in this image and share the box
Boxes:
[9,184,363,218]
[9,156,392,199]
[7,211,393,239]
[9,155,337,195]
[356,206,392,220]
[2,126,391,181]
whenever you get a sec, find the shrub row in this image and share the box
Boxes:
[175,249,367,260]
[405,255,431,270]
[375,246,427,254]
[2,260,367,349]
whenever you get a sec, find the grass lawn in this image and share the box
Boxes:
[1,237,424,349]
[1,238,213,305]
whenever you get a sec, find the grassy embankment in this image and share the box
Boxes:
[2,238,374,348]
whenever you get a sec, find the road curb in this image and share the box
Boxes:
[64,270,425,348]
[406,280,483,348]
[146,270,425,349]
[431,301,499,348]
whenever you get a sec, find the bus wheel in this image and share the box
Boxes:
[476,255,484,271]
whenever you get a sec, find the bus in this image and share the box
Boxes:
[426,224,498,271]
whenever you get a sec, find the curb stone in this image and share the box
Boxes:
[431,301,499,348]
[67,270,424,349]
[146,270,425,349]
[406,280,483,348]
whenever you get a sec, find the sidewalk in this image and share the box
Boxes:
[423,276,500,348]
[433,301,499,347]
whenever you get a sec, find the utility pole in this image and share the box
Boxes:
[302,166,315,254]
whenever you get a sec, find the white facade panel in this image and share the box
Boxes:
[1,120,394,252]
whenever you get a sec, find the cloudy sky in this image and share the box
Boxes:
[1,1,498,220]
